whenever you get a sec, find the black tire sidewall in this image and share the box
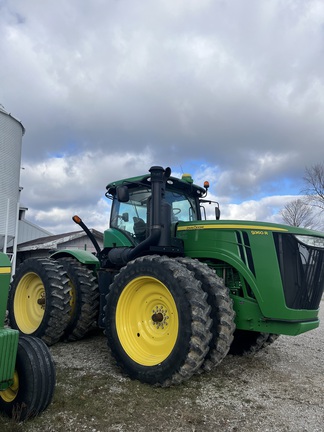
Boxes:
[0,336,55,421]
[57,257,99,341]
[175,257,236,370]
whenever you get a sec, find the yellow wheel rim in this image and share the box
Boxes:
[0,371,19,403]
[116,276,179,366]
[14,272,46,333]
[68,281,76,317]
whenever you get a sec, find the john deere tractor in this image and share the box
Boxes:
[0,252,55,420]
[7,166,324,386]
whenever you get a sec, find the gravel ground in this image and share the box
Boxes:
[1,299,323,432]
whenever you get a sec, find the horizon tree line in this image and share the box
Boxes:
[280,163,324,231]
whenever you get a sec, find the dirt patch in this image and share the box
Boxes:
[1,301,323,432]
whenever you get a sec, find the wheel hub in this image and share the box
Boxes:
[151,306,169,329]
[37,293,46,308]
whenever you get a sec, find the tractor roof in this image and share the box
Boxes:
[106,172,206,197]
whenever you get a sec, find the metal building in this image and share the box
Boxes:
[0,104,25,265]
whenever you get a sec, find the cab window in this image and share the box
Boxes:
[165,191,198,222]
[110,187,198,242]
[110,189,150,242]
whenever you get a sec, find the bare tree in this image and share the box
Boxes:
[302,163,324,211]
[280,198,316,229]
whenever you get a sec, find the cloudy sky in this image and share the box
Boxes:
[1,0,324,234]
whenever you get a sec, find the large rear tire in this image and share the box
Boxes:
[57,258,99,341]
[0,336,55,421]
[229,330,279,355]
[105,255,212,386]
[176,258,236,371]
[8,258,71,346]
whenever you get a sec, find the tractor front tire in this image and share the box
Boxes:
[229,330,279,355]
[105,255,212,386]
[176,258,236,372]
[8,258,71,346]
[0,336,55,421]
[57,258,99,341]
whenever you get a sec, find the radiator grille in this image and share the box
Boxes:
[274,233,324,310]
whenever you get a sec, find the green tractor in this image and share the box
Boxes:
[7,166,324,386]
[0,252,55,420]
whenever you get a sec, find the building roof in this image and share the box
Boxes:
[18,218,52,245]
[16,229,103,251]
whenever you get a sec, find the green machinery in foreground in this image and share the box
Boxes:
[0,252,55,420]
[7,166,324,386]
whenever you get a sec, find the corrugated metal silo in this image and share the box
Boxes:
[0,105,25,252]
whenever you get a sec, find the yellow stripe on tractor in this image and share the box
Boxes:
[177,224,288,232]
[0,267,11,274]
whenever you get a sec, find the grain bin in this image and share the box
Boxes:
[0,105,25,253]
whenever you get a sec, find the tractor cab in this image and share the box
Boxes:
[109,186,200,244]
[106,166,206,246]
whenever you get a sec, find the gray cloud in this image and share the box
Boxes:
[1,0,324,231]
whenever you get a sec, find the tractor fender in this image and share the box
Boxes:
[51,249,100,269]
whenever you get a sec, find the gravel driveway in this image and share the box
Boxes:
[1,299,323,432]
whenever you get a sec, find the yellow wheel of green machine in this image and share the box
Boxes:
[105,255,212,386]
[13,272,46,334]
[0,336,55,421]
[116,276,179,366]
[0,371,19,403]
[8,258,71,346]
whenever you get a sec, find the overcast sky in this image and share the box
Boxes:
[1,0,324,234]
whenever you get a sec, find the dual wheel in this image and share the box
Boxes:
[105,255,236,386]
[8,257,99,346]
[105,256,277,385]
[0,336,55,421]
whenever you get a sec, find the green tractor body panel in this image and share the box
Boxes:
[104,228,134,248]
[176,220,323,335]
[51,249,100,268]
[0,253,19,391]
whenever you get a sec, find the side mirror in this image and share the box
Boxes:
[122,212,129,222]
[116,186,129,203]
[215,207,220,220]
